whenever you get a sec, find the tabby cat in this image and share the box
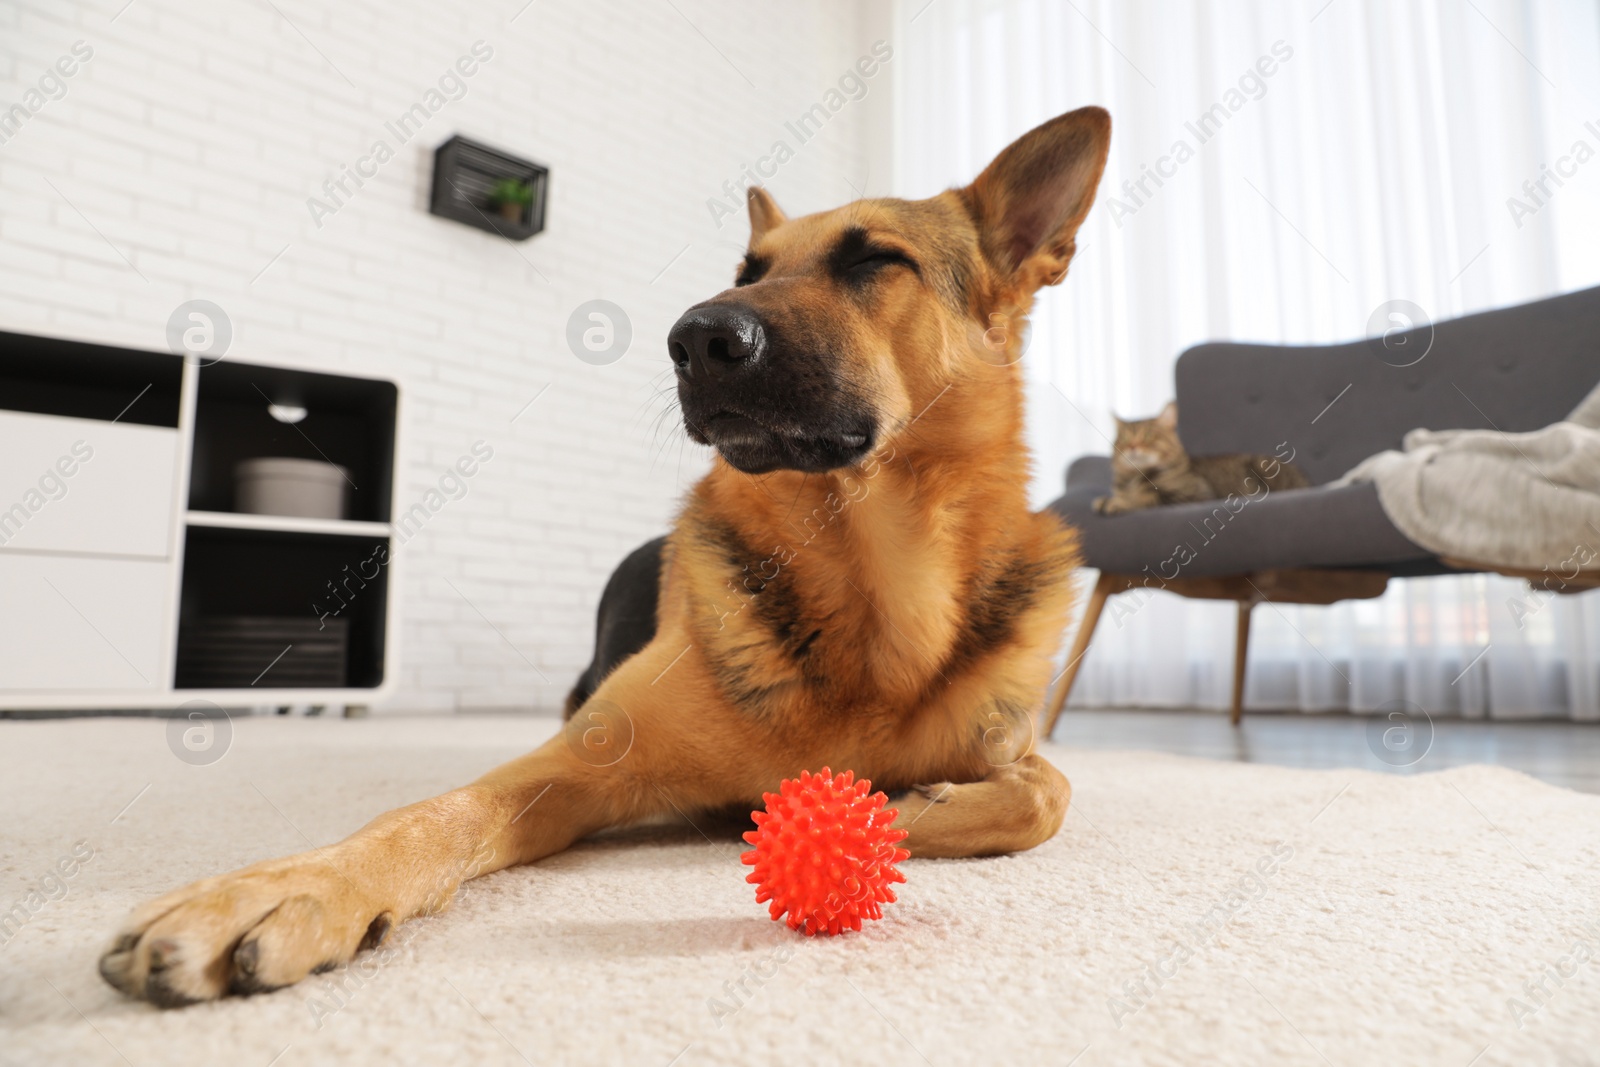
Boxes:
[1093,402,1309,515]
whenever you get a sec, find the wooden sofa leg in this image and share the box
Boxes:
[1041,573,1117,739]
[1231,599,1254,726]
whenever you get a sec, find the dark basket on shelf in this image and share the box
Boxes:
[176,616,349,689]
[428,134,548,240]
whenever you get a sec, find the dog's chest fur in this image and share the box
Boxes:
[677,457,1073,727]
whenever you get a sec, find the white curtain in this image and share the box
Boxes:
[890,0,1600,718]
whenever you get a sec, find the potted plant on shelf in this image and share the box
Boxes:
[487,178,534,224]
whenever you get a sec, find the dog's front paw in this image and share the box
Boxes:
[99,852,394,1006]
[912,782,955,804]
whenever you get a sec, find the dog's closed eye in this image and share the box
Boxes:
[847,249,917,276]
[829,227,918,284]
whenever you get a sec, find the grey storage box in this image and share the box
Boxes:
[234,457,347,520]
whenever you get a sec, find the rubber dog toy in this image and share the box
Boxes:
[741,767,910,936]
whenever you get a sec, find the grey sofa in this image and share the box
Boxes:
[1041,285,1600,734]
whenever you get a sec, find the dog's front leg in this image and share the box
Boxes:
[99,633,747,1006]
[890,753,1072,859]
[97,733,642,1006]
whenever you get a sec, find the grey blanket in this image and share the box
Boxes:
[1338,382,1600,570]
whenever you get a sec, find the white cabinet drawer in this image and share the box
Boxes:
[0,410,178,558]
[0,554,168,691]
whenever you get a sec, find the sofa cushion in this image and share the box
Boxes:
[1046,456,1436,578]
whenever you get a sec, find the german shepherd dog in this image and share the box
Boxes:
[99,107,1111,1006]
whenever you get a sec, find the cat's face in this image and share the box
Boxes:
[1112,404,1184,471]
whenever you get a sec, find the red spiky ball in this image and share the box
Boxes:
[741,767,910,936]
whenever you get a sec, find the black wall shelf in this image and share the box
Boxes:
[428,134,548,241]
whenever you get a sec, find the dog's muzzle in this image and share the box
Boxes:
[668,304,874,475]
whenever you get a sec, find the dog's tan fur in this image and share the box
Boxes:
[99,107,1111,1005]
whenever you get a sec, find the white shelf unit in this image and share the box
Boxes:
[0,332,401,711]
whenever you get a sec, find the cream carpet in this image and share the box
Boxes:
[3,715,1599,1067]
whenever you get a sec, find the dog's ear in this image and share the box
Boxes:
[964,106,1110,288]
[1157,401,1178,429]
[747,186,787,243]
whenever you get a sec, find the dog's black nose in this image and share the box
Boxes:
[668,306,766,378]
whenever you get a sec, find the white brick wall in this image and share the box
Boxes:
[0,0,892,712]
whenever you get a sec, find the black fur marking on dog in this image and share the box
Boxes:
[699,517,754,572]
[944,549,1054,674]
[681,517,830,715]
[793,627,823,659]
[746,567,802,646]
[565,537,665,719]
[700,518,823,665]
[828,226,919,290]
[705,650,788,716]
[358,912,392,952]
[735,254,769,287]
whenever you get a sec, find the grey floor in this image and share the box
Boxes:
[1053,709,1600,795]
